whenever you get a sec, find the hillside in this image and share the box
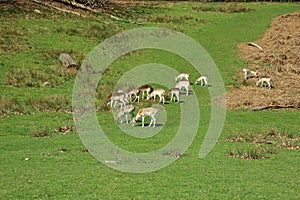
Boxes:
[227,11,300,110]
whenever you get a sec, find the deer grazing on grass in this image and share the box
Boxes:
[195,75,208,86]
[175,72,190,82]
[242,68,258,80]
[256,76,271,89]
[115,104,135,124]
[138,85,153,100]
[131,107,158,127]
[147,88,166,104]
[169,88,180,103]
[175,80,190,95]
[104,91,128,108]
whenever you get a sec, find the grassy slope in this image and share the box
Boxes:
[1,2,300,199]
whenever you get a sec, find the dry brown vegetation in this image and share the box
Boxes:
[227,11,300,110]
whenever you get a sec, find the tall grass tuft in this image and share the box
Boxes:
[83,23,121,41]
[27,95,71,112]
[3,65,77,88]
[192,3,254,14]
[147,14,210,24]
[0,95,71,115]
[0,25,28,54]
[31,126,52,138]
[0,95,26,115]
[228,145,268,160]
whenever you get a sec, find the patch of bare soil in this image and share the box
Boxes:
[227,11,300,110]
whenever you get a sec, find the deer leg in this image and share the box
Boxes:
[152,116,156,128]
[149,118,153,127]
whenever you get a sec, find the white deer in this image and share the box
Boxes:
[195,75,208,86]
[169,88,180,103]
[175,72,190,82]
[115,104,135,124]
[138,85,153,100]
[242,68,258,80]
[147,88,166,104]
[175,80,190,95]
[131,107,158,127]
[256,77,271,89]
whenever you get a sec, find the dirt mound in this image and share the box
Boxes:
[227,11,300,110]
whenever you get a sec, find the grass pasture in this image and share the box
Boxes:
[1,1,300,199]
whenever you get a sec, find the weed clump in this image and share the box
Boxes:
[226,128,299,160]
[31,126,52,138]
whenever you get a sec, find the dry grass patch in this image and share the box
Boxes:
[227,11,300,110]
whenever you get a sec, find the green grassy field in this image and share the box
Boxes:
[1,2,299,199]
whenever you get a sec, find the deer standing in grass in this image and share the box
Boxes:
[115,104,135,124]
[103,91,128,108]
[175,72,190,82]
[126,88,140,102]
[175,80,190,95]
[139,85,153,100]
[195,75,208,86]
[147,88,166,104]
[256,76,271,89]
[169,88,180,103]
[131,107,158,127]
[242,68,258,80]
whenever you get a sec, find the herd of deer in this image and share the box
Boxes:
[242,68,272,89]
[104,68,271,128]
[103,72,209,128]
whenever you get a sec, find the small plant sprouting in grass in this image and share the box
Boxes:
[192,3,254,14]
